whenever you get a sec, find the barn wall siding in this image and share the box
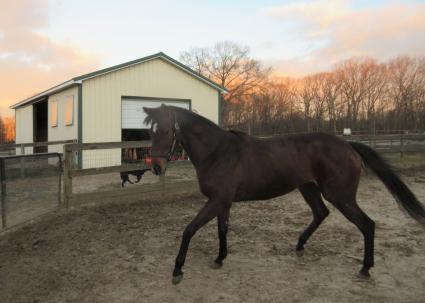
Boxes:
[15,105,34,154]
[82,58,218,168]
[48,86,79,154]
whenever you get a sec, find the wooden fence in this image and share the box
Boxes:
[2,134,423,209]
[0,139,76,155]
[62,141,197,207]
[60,134,425,207]
[344,134,425,157]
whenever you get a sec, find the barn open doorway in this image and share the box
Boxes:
[33,100,48,153]
[121,97,190,163]
[121,129,150,162]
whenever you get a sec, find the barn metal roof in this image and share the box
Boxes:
[11,52,228,109]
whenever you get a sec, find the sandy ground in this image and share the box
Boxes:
[0,172,424,303]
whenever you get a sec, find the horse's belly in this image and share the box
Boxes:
[233,179,296,202]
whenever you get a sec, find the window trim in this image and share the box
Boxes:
[65,95,74,126]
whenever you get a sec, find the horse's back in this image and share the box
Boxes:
[232,132,362,201]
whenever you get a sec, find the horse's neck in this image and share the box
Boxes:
[179,119,223,166]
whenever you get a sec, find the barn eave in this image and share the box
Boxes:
[11,52,228,110]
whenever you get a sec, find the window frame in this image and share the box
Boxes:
[64,95,74,126]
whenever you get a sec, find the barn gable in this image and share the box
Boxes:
[11,52,227,169]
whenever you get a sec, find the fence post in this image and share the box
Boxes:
[0,159,6,229]
[58,154,63,207]
[63,144,73,208]
[20,144,25,178]
[400,135,404,159]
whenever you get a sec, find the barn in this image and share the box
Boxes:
[11,52,227,168]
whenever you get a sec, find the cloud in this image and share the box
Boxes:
[0,0,100,117]
[262,0,425,76]
[263,0,350,31]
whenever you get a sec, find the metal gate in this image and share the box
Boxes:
[0,153,62,230]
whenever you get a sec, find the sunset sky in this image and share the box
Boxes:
[1,0,424,117]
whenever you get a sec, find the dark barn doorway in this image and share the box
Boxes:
[33,100,48,153]
[121,129,151,163]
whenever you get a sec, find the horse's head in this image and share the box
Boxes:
[143,105,178,176]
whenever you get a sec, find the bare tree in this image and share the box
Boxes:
[182,43,425,135]
[179,47,209,75]
[387,56,425,130]
[335,58,371,129]
[180,41,272,127]
[298,75,316,132]
[360,60,388,133]
[321,72,342,133]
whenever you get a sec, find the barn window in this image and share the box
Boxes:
[65,96,74,126]
[50,101,58,127]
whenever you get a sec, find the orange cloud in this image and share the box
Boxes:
[0,0,100,117]
[263,1,425,76]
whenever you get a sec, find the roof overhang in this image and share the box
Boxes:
[10,80,81,109]
[11,52,228,110]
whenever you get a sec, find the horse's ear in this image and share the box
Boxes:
[143,107,156,125]
[143,107,151,114]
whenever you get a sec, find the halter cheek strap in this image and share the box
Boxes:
[150,122,180,162]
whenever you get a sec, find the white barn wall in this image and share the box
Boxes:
[48,86,79,154]
[15,105,33,154]
[82,58,219,168]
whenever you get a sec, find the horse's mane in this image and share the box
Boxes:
[228,130,251,142]
[144,105,222,131]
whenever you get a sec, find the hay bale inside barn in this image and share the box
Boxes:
[11,52,227,168]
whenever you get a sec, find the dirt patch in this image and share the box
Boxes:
[0,174,424,303]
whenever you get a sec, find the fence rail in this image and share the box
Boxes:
[0,140,76,149]
[62,140,196,207]
[344,134,425,157]
[0,139,77,157]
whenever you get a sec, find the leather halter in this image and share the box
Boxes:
[150,122,179,162]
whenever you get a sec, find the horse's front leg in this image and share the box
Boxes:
[172,199,223,284]
[211,207,230,268]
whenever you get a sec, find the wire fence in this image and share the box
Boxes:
[0,153,62,231]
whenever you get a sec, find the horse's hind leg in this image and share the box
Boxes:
[329,198,375,278]
[296,183,330,254]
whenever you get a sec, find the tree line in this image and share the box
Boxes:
[181,42,425,135]
[0,116,15,144]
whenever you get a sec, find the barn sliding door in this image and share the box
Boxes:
[122,97,190,129]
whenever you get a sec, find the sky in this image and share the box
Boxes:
[1,0,424,117]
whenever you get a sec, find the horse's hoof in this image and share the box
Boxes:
[357,270,370,280]
[296,249,304,257]
[172,274,184,285]
[210,260,223,269]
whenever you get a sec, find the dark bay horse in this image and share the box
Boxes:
[143,105,425,285]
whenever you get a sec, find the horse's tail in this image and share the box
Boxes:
[349,141,425,226]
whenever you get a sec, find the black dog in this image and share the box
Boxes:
[120,169,150,187]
